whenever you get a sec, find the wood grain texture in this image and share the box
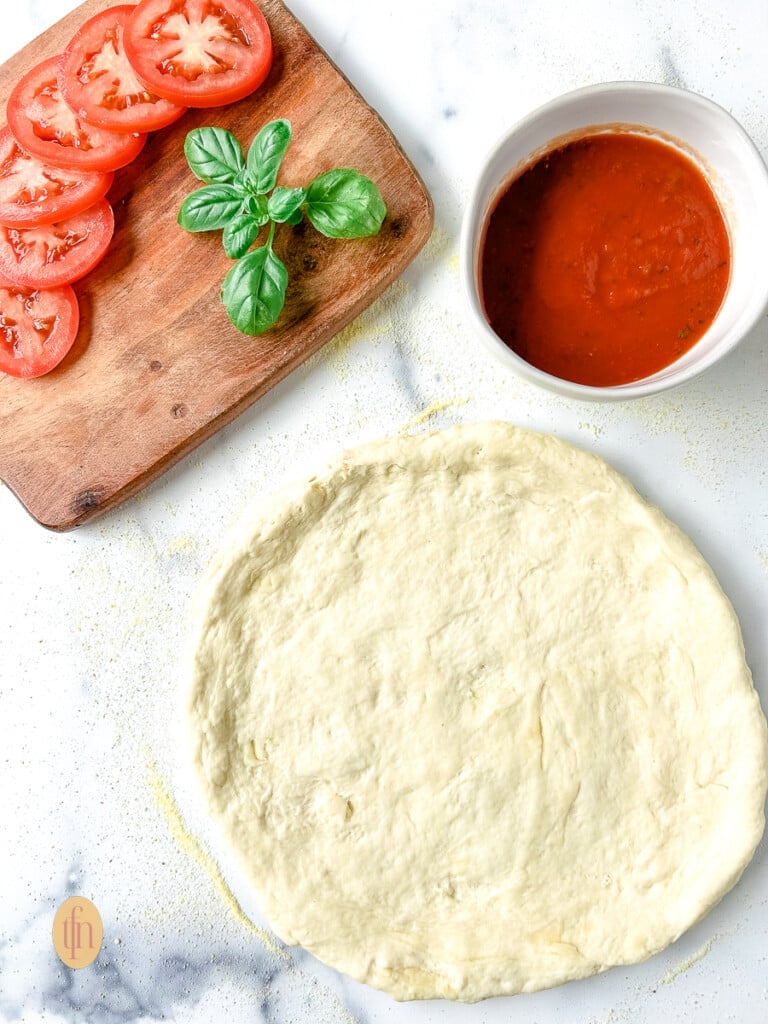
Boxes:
[0,0,433,529]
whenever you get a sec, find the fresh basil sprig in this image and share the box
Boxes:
[178,119,387,335]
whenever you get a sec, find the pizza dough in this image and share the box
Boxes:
[188,421,768,1002]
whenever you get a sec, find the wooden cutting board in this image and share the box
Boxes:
[0,0,433,530]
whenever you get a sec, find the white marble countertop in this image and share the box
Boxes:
[2,1,768,1022]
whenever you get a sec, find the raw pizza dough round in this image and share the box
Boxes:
[189,421,768,1002]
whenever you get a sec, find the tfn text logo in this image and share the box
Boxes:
[52,897,103,969]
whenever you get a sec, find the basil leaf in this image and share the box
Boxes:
[305,169,386,238]
[222,243,288,335]
[178,184,244,232]
[246,119,292,195]
[184,127,245,183]
[222,216,261,259]
[268,186,306,223]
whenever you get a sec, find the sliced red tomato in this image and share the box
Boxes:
[59,5,187,134]
[0,125,114,228]
[0,275,79,378]
[123,0,273,108]
[7,56,147,172]
[0,199,115,288]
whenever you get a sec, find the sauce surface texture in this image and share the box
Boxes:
[479,132,731,386]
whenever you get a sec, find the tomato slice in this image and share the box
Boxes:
[0,125,114,229]
[0,275,79,378]
[0,199,115,288]
[59,5,187,134]
[123,0,273,108]
[7,56,147,172]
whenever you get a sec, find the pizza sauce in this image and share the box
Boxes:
[479,131,731,386]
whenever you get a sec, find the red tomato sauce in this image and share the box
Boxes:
[479,132,731,386]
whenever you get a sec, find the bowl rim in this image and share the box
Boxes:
[459,80,768,401]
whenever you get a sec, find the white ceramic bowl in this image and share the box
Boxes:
[460,82,768,400]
